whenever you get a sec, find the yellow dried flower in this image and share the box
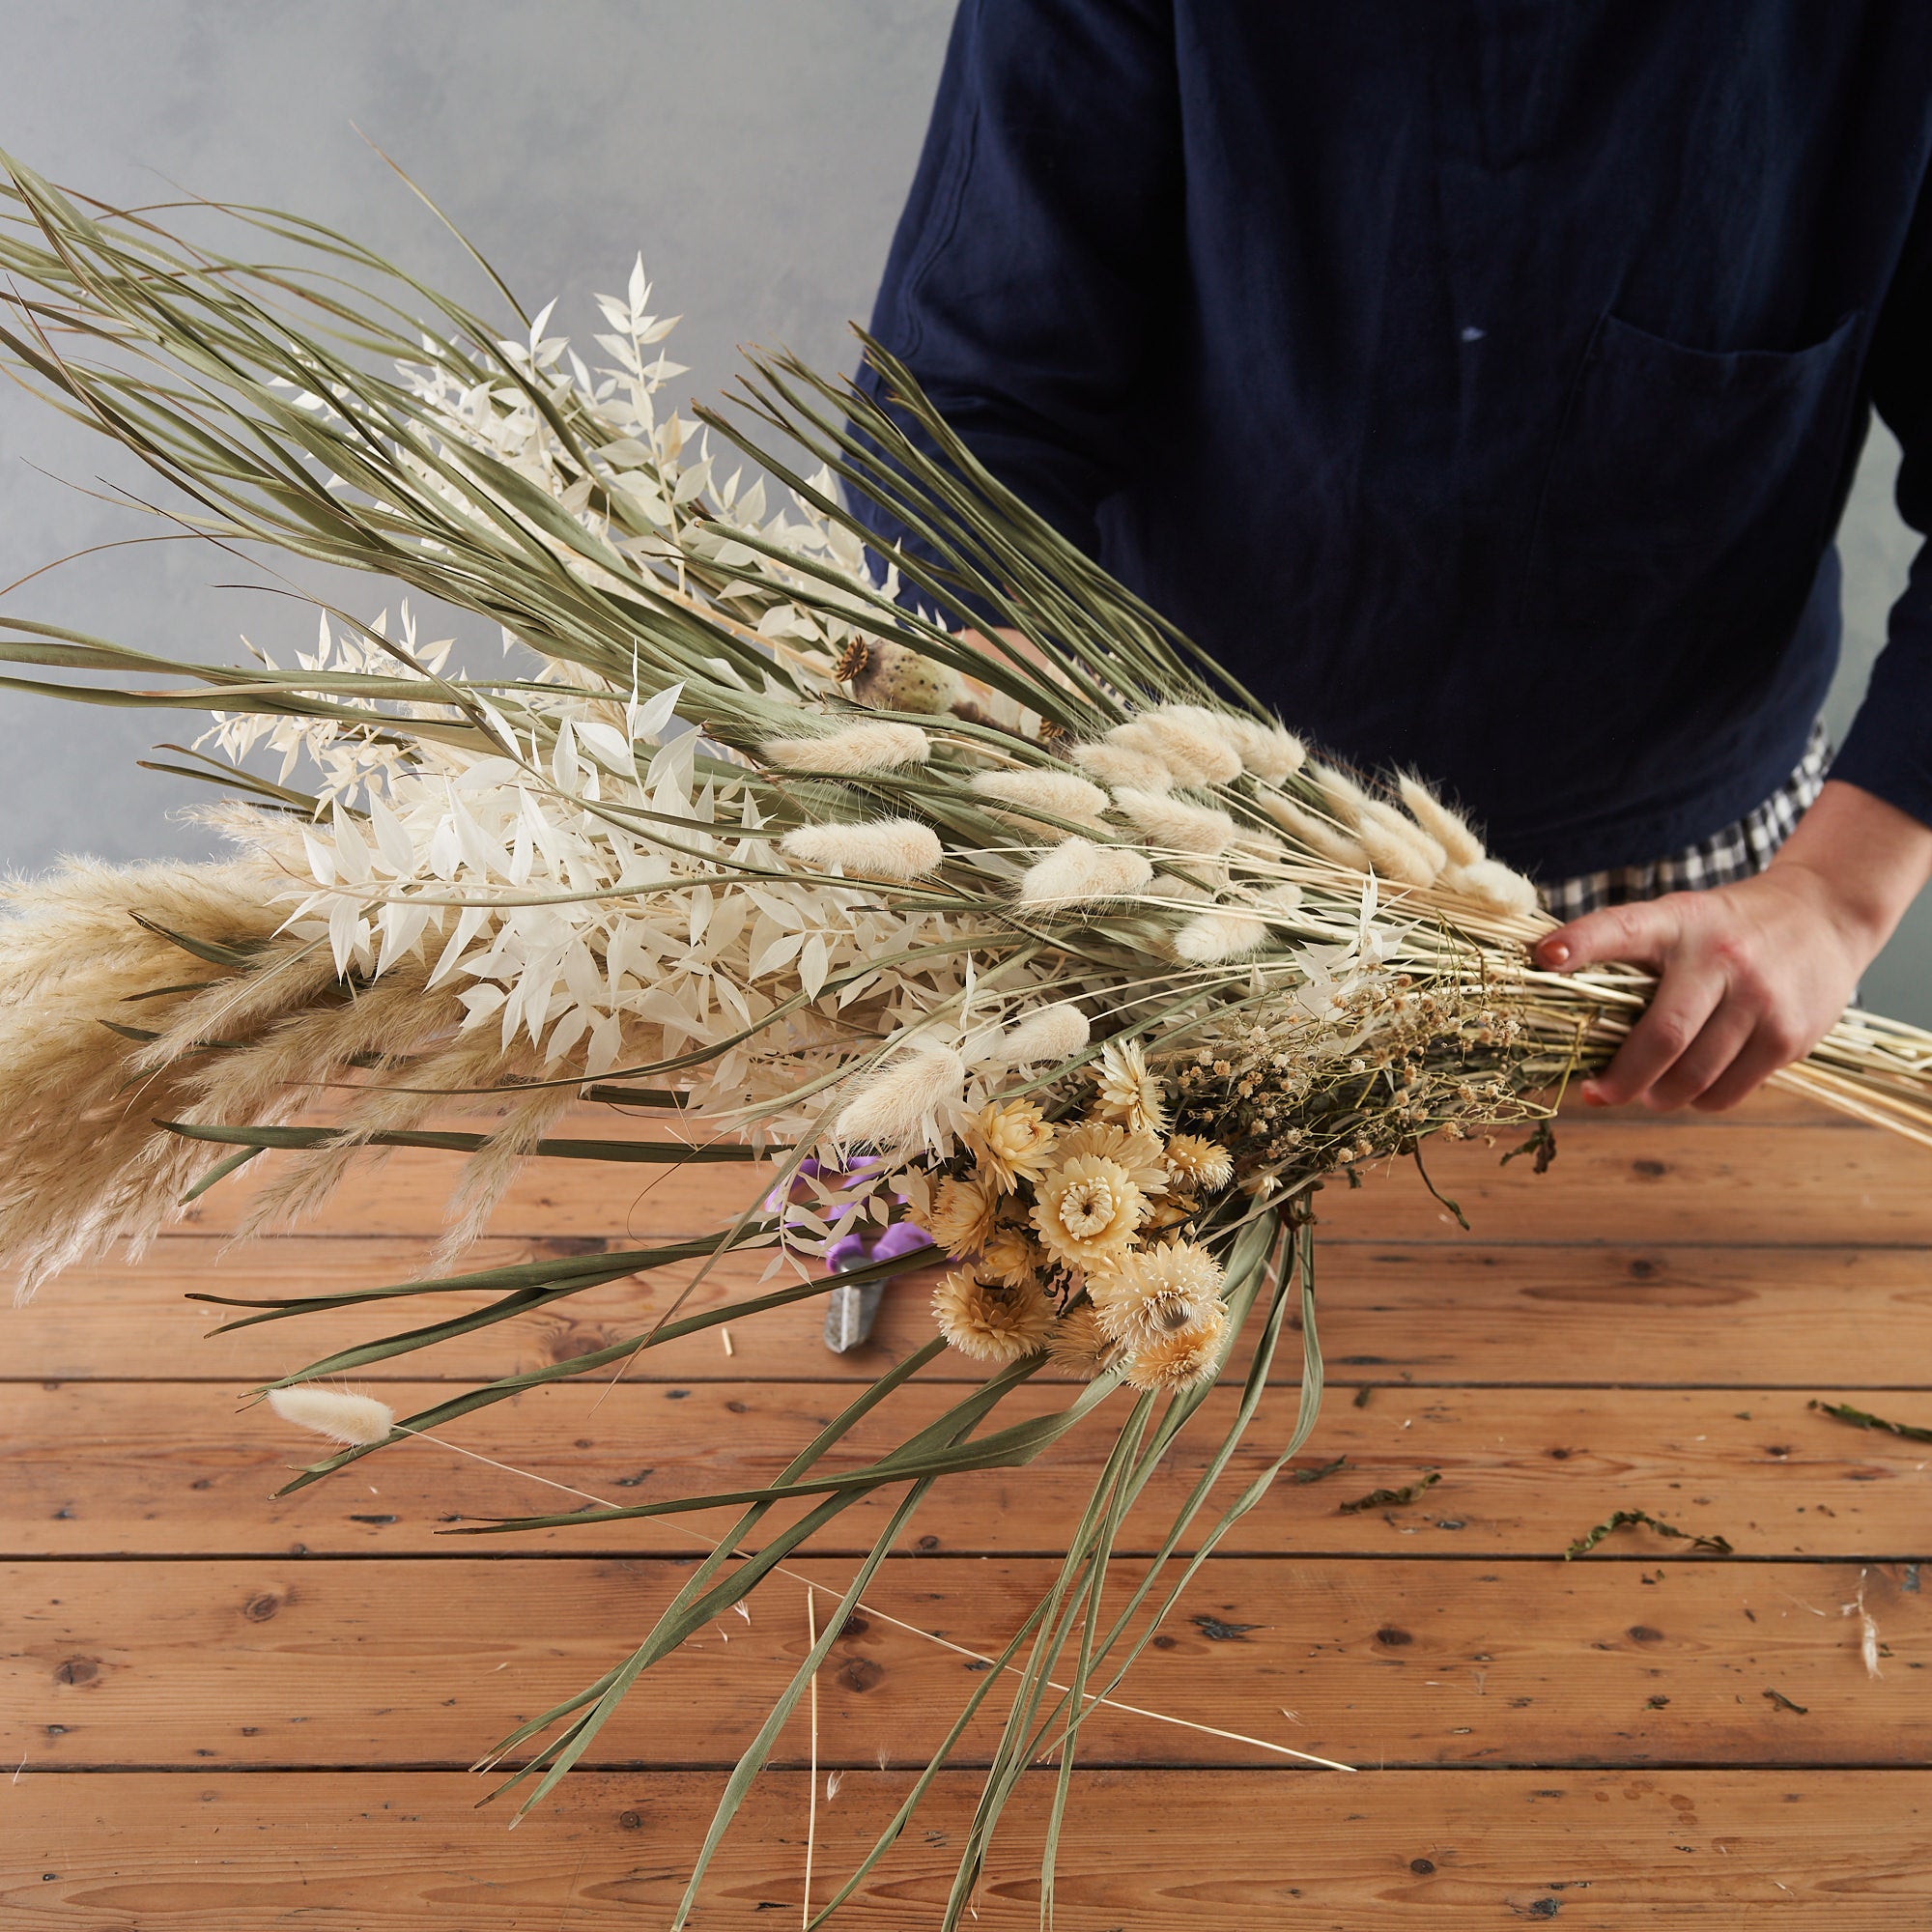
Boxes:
[1091,1037,1167,1135]
[920,1173,1000,1257]
[964,1098,1059,1194]
[978,1223,1042,1289]
[1089,1238,1225,1349]
[1055,1119,1168,1194]
[1046,1304,1117,1380]
[1122,1303,1230,1390]
[1031,1153,1147,1271]
[1164,1134,1234,1192]
[931,1269,1055,1363]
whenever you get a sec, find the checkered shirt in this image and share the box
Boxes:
[1538,721,1832,923]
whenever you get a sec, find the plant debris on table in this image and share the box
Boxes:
[1564,1508,1734,1560]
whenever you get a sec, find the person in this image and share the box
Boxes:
[849,0,1932,1112]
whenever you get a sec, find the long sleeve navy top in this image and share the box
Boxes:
[852,0,1932,881]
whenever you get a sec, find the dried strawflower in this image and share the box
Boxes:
[969,769,1110,839]
[977,1223,1042,1289]
[1122,1305,1230,1389]
[1017,837,1154,908]
[931,1269,1055,1362]
[963,1098,1059,1193]
[835,1045,966,1149]
[1089,1238,1224,1348]
[1164,1134,1234,1191]
[921,1173,1001,1256]
[1031,1154,1147,1271]
[761,721,931,774]
[1092,1037,1168,1135]
[1055,1120,1169,1194]
[1045,1304,1117,1379]
[781,817,943,880]
[266,1384,395,1446]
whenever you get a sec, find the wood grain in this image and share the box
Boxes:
[7,1769,1928,1928]
[10,1555,1926,1772]
[164,1119,1932,1246]
[6,1378,1929,1559]
[14,1237,1932,1388]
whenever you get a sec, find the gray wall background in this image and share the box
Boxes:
[1,0,1926,1024]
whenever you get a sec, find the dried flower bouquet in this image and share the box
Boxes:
[2,156,1930,1925]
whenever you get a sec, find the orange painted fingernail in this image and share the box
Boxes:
[1543,942,1571,966]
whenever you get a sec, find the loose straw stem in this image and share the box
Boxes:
[805,1588,819,1929]
[384,1420,1352,1773]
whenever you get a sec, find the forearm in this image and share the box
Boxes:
[1769,777,1932,957]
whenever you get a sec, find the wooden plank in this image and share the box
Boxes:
[8,1768,1929,1928]
[8,1379,1930,1560]
[14,1236,1932,1388]
[163,1120,1932,1246]
[10,1556,1927,1771]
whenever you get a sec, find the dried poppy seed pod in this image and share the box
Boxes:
[837,636,963,716]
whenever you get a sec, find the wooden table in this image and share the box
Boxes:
[5,1093,1931,1926]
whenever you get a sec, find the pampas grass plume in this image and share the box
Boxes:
[989,1003,1091,1066]
[1443,858,1542,917]
[1112,788,1236,857]
[1172,908,1266,964]
[1396,775,1486,868]
[267,1384,395,1446]
[1218,715,1306,782]
[1018,837,1154,907]
[1070,740,1174,793]
[835,1044,967,1147]
[761,722,930,774]
[1257,791,1371,870]
[781,817,943,879]
[1110,712,1241,787]
[969,769,1110,838]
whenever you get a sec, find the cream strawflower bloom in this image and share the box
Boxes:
[1046,1303,1117,1380]
[1164,1134,1234,1192]
[931,1269,1055,1363]
[920,1173,1000,1257]
[1092,1037,1167,1135]
[1122,1303,1230,1390]
[1054,1120,1168,1194]
[978,1223,1042,1290]
[963,1098,1059,1194]
[1089,1238,1225,1349]
[1031,1154,1147,1271]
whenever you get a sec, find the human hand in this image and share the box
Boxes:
[1533,781,1932,1111]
